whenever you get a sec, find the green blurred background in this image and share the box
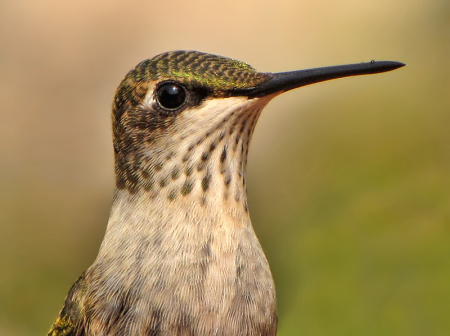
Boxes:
[1,0,449,335]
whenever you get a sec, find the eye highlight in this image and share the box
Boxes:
[156,82,186,110]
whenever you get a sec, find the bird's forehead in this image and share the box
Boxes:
[130,50,270,90]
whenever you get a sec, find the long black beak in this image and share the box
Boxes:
[232,61,405,98]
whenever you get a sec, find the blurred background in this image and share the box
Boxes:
[0,0,449,335]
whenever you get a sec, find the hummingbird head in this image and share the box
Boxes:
[112,51,273,207]
[112,50,404,209]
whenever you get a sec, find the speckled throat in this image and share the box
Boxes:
[85,95,278,336]
[51,92,279,335]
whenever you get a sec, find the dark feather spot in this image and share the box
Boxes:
[144,180,154,191]
[159,178,168,188]
[197,162,205,171]
[166,151,175,160]
[201,152,210,161]
[185,166,193,176]
[168,190,176,201]
[202,242,212,257]
[200,261,208,276]
[171,167,180,180]
[201,174,211,192]
[209,142,217,152]
[220,147,227,163]
[237,265,242,278]
[224,174,231,186]
[181,181,193,195]
[182,153,190,162]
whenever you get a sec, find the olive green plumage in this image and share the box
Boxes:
[47,275,84,335]
[48,316,76,336]
[141,50,269,90]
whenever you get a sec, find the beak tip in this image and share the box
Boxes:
[373,61,406,72]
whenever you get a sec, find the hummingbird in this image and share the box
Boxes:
[47,51,404,336]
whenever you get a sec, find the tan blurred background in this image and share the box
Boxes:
[1,0,449,335]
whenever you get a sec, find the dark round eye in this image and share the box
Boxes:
[156,83,186,109]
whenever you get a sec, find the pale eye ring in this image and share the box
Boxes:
[156,82,186,110]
